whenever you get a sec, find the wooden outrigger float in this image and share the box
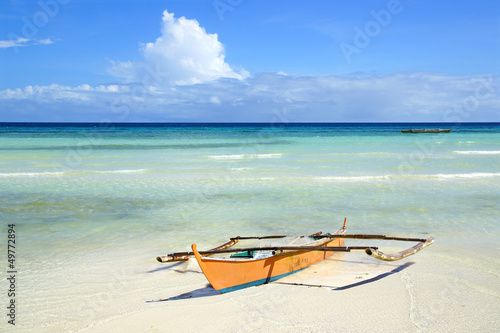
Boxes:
[401,128,451,133]
[157,219,434,293]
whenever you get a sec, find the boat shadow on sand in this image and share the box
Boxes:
[333,261,415,290]
[275,261,415,290]
[148,262,414,302]
[146,261,205,274]
[147,285,219,302]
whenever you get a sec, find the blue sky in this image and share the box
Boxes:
[0,0,498,122]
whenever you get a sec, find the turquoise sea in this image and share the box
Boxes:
[0,122,499,331]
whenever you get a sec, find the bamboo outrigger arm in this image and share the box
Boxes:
[230,231,323,241]
[232,234,430,242]
[365,237,435,261]
[158,234,435,263]
[156,238,240,262]
[163,245,376,258]
[157,232,324,263]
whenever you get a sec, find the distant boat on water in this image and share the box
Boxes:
[401,128,451,133]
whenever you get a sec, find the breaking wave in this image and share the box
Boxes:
[0,169,148,177]
[313,175,391,181]
[432,172,500,179]
[0,172,65,177]
[312,172,500,182]
[454,151,500,155]
[208,153,283,160]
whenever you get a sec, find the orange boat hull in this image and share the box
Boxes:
[192,230,345,293]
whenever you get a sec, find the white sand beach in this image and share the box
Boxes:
[86,241,499,333]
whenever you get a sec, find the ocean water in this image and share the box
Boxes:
[0,122,499,331]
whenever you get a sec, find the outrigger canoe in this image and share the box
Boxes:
[157,219,434,293]
[401,128,451,133]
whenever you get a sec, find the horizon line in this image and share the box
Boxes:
[1,121,499,125]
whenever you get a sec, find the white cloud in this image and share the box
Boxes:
[210,96,222,105]
[1,72,498,122]
[0,37,30,48]
[36,38,55,45]
[0,37,55,48]
[108,10,248,86]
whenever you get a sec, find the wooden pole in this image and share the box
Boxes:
[157,231,324,262]
[231,235,288,240]
[160,245,377,259]
[157,232,434,263]
[156,237,239,262]
[317,234,428,242]
[230,231,323,241]
[230,234,428,243]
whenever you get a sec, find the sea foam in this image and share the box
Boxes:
[0,171,65,177]
[314,175,391,181]
[95,169,147,174]
[208,153,282,160]
[0,169,148,177]
[433,172,500,179]
[454,151,500,155]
